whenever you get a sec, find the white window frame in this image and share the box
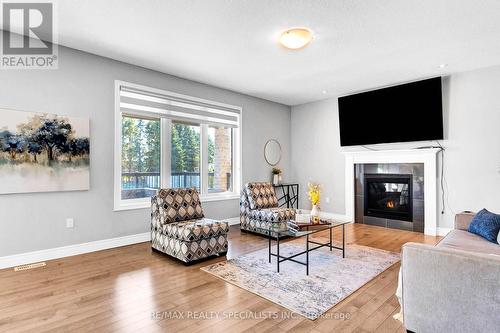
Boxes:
[114,80,242,211]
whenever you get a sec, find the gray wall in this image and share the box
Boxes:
[290,98,345,214]
[291,65,500,229]
[0,46,291,256]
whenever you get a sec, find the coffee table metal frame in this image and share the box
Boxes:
[263,221,347,275]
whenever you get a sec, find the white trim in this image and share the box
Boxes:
[225,217,241,226]
[233,122,242,194]
[343,148,440,236]
[114,192,240,211]
[113,198,151,211]
[0,233,151,270]
[114,80,123,211]
[200,124,209,195]
[318,212,351,222]
[201,192,240,202]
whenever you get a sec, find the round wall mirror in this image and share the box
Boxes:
[264,139,282,166]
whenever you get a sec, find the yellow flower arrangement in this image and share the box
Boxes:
[307,182,321,206]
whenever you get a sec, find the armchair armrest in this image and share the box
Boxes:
[454,211,475,230]
[401,242,500,333]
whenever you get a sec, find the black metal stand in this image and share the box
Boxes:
[273,183,299,209]
[268,224,346,275]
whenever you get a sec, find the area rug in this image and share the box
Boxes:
[201,239,400,319]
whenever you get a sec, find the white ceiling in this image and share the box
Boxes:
[50,0,500,105]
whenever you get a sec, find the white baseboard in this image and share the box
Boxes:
[316,212,448,237]
[1,217,241,270]
[437,227,452,236]
[225,216,240,226]
[0,232,151,270]
[319,212,351,222]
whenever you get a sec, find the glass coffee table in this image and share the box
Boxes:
[258,219,350,275]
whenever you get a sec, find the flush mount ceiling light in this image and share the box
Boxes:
[279,28,313,50]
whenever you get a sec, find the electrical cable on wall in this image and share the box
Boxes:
[435,140,446,214]
[414,142,447,214]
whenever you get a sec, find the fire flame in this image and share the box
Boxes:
[386,201,395,209]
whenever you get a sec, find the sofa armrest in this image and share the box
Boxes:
[401,242,500,333]
[454,211,475,230]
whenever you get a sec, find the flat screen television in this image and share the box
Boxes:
[338,77,443,146]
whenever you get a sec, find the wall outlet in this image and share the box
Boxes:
[325,197,331,204]
[66,218,74,228]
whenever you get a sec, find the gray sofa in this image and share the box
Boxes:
[400,212,500,333]
[240,182,295,237]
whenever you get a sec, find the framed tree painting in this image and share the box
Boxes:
[0,109,90,194]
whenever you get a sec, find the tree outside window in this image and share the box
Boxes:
[121,116,160,199]
[170,122,200,190]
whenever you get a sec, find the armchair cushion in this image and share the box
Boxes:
[155,187,204,224]
[244,182,279,210]
[249,207,295,223]
[160,218,229,242]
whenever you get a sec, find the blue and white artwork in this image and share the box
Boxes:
[0,109,90,194]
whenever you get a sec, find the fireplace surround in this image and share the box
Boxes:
[355,165,422,232]
[343,148,440,236]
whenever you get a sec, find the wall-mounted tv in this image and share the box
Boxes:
[338,77,443,146]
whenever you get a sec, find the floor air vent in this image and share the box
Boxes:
[14,262,46,271]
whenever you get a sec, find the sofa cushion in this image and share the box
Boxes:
[249,207,295,223]
[156,187,204,223]
[160,218,228,241]
[245,182,279,210]
[468,208,500,243]
[437,230,500,255]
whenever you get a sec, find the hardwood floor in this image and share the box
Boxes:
[0,224,441,333]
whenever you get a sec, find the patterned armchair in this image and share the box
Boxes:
[240,182,296,237]
[151,188,228,264]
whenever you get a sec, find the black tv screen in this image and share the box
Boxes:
[338,77,443,146]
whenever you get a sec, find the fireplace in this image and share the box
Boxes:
[346,150,438,235]
[364,173,413,222]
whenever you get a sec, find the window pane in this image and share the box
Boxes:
[208,126,232,193]
[171,122,200,190]
[121,116,160,200]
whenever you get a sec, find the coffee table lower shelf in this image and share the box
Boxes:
[267,222,346,276]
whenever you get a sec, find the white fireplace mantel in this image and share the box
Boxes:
[343,148,440,236]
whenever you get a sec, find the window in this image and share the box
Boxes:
[208,125,233,193]
[114,81,241,210]
[121,116,160,200]
[171,122,200,190]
